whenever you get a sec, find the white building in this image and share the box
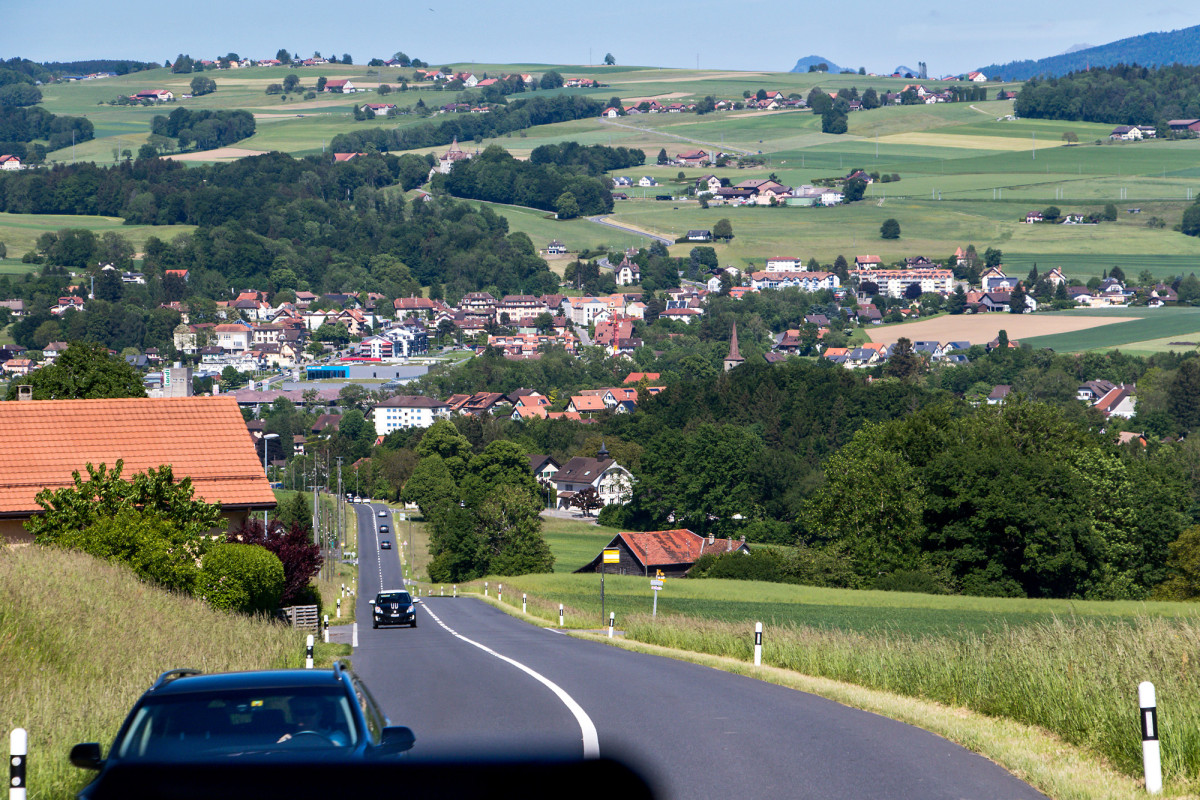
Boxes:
[748,271,840,292]
[851,268,954,297]
[371,396,451,435]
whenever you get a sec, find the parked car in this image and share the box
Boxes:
[373,589,417,628]
[70,665,415,798]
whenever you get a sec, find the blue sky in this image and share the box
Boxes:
[3,0,1196,75]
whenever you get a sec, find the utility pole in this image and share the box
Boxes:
[336,457,344,562]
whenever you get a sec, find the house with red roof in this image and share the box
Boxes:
[323,79,357,93]
[576,529,749,577]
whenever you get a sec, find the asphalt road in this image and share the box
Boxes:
[350,502,1045,799]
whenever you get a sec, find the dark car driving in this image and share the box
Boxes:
[373,589,417,629]
[70,665,414,798]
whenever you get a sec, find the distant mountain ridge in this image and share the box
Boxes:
[789,55,847,74]
[977,25,1200,81]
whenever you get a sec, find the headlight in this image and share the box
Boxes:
[407,605,414,613]
[374,605,381,612]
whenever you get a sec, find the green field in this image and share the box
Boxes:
[25,61,1200,306]
[1024,308,1200,352]
[541,517,616,572]
[0,212,195,261]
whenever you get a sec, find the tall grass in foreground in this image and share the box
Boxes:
[0,546,309,799]
[626,614,1200,788]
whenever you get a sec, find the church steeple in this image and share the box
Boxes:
[724,322,745,371]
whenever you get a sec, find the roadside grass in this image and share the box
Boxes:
[472,567,1200,794]
[581,633,1159,800]
[0,545,328,799]
[625,614,1200,793]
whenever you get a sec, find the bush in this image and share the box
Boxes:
[55,509,199,594]
[689,549,792,582]
[597,503,631,528]
[198,543,285,614]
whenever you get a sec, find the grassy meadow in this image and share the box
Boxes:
[0,545,339,799]
[0,212,195,262]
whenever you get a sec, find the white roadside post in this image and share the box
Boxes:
[498,584,503,604]
[559,604,564,627]
[484,582,488,598]
[608,611,615,639]
[305,634,314,669]
[1140,681,1162,794]
[453,585,457,598]
[322,614,329,643]
[336,597,341,618]
[10,727,27,800]
[522,594,527,614]
[754,622,763,667]
[441,586,444,597]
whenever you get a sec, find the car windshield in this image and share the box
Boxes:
[114,688,359,759]
[376,593,411,605]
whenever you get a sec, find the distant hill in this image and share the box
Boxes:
[977,24,1200,81]
[789,55,847,74]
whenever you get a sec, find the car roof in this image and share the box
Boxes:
[378,588,408,594]
[147,669,349,697]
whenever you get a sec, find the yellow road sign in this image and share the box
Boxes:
[603,548,620,564]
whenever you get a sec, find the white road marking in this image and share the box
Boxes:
[422,603,600,759]
[352,622,358,648]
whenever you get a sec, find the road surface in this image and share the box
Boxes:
[350,502,1045,799]
[587,215,674,247]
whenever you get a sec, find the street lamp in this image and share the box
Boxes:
[262,433,279,527]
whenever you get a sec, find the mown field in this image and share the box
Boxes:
[1024,308,1200,352]
[0,212,195,261]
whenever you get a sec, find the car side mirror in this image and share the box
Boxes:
[70,742,104,770]
[377,725,415,754]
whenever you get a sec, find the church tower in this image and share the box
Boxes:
[723,322,745,372]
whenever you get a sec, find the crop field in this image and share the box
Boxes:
[1023,308,1200,352]
[866,312,1137,347]
[0,212,195,258]
[480,570,1200,635]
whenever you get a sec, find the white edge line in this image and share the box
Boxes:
[422,604,600,759]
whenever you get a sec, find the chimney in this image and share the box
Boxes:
[17,385,32,401]
[707,533,715,546]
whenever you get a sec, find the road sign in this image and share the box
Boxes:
[603,548,620,564]
[650,579,664,590]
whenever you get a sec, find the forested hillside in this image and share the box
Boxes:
[978,24,1200,80]
[1014,63,1200,125]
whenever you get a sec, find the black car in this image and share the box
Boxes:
[373,589,417,628]
[379,524,389,534]
[70,665,414,798]
[380,539,392,550]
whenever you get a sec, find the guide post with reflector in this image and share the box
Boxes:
[1140,681,1162,794]
[754,622,763,667]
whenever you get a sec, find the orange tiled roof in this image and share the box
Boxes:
[616,529,745,566]
[0,397,277,515]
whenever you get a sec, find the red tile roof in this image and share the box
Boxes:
[0,397,276,515]
[615,529,746,566]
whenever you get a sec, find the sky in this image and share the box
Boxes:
[4,1,1197,76]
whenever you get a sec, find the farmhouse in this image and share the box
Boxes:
[575,529,749,577]
[323,79,357,93]
[553,449,633,510]
[0,155,22,171]
[0,397,276,544]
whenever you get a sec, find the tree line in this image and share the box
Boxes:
[1014,63,1200,126]
[440,144,614,217]
[328,94,605,154]
[151,108,255,151]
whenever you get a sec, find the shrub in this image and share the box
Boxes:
[689,549,792,582]
[198,543,284,614]
[55,509,199,594]
[872,569,946,594]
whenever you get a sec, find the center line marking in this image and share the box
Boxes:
[421,603,600,759]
